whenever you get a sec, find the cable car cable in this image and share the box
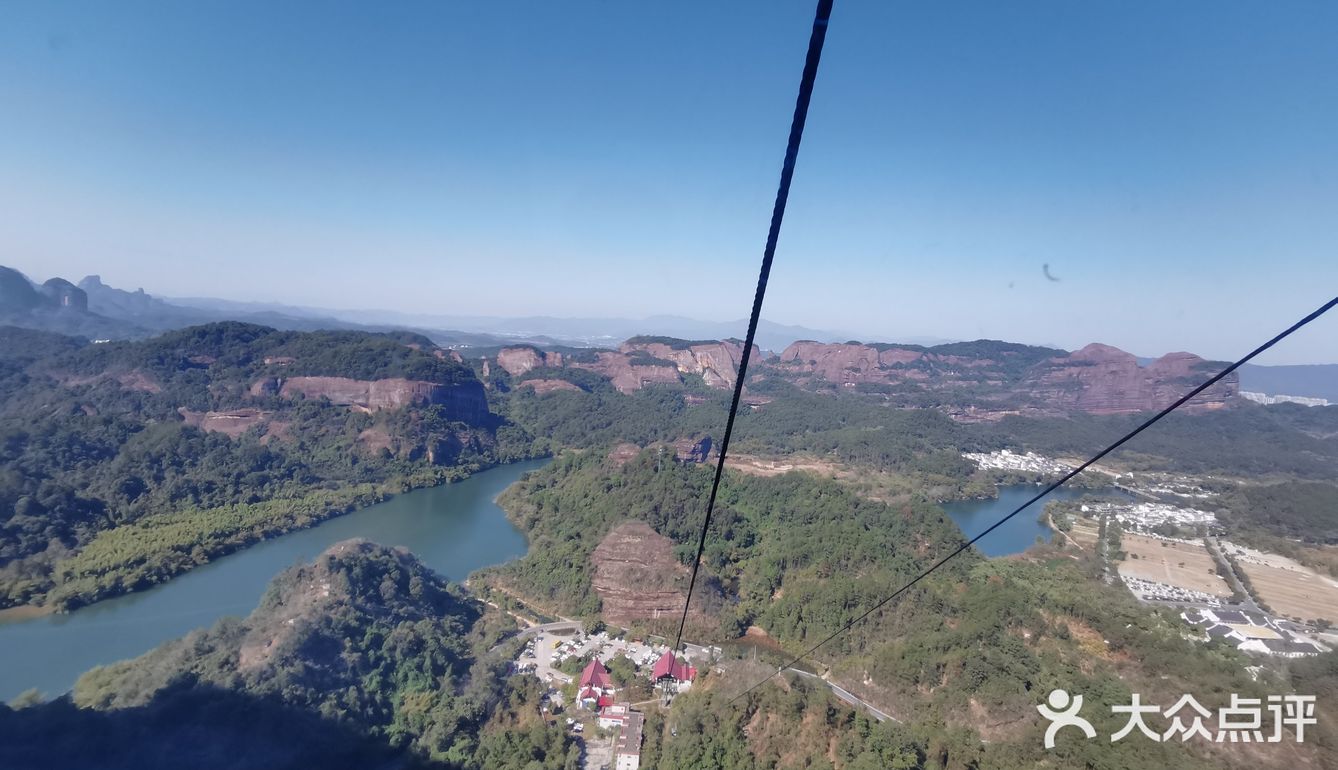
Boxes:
[727,294,1338,705]
[672,0,836,655]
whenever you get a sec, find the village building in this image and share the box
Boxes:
[598,702,633,730]
[614,708,644,770]
[650,650,697,692]
[579,659,616,710]
[1181,608,1326,657]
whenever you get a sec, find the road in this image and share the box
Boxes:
[487,620,582,656]
[1204,537,1263,613]
[1047,510,1083,551]
[787,668,898,723]
[1098,514,1115,584]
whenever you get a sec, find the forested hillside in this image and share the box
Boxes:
[0,323,538,609]
[496,371,1338,543]
[482,449,972,643]
[0,541,579,770]
[486,449,1328,769]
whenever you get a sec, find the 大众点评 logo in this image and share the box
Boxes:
[1038,689,1316,748]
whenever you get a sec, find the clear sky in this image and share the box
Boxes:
[2,1,1336,363]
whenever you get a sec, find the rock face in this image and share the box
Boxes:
[488,337,757,395]
[495,346,563,377]
[777,339,1237,415]
[777,341,988,385]
[39,278,88,311]
[607,443,642,466]
[778,341,911,383]
[674,435,713,463]
[178,407,271,437]
[1024,344,1237,414]
[0,268,90,313]
[571,351,681,395]
[264,376,489,423]
[516,378,582,395]
[620,339,760,389]
[590,521,711,626]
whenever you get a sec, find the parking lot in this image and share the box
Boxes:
[515,625,719,696]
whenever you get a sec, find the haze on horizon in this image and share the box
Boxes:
[2,1,1336,365]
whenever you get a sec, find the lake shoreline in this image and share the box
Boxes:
[0,604,53,622]
[5,454,550,618]
[941,483,1133,558]
[0,457,549,701]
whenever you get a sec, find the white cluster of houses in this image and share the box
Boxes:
[1117,470,1219,499]
[1114,502,1218,532]
[1181,608,1327,658]
[1240,391,1331,408]
[1080,500,1219,534]
[962,449,1073,475]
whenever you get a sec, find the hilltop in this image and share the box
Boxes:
[0,540,578,770]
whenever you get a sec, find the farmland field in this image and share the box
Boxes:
[1117,534,1233,596]
[1237,561,1338,623]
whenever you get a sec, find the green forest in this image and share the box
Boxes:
[496,373,1338,542]
[2,541,580,770]
[4,324,1336,768]
[0,323,538,609]
[481,442,1331,768]
[483,449,972,648]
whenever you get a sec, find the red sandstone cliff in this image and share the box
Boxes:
[516,378,583,395]
[778,341,910,383]
[253,376,489,423]
[590,521,714,625]
[1024,344,1236,414]
[495,346,564,377]
[775,339,1237,415]
[178,407,271,437]
[620,339,760,389]
[571,351,681,394]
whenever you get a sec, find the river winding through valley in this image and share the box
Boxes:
[0,458,549,701]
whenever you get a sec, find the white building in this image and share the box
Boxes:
[614,710,644,770]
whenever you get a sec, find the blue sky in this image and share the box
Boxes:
[2,1,1336,363]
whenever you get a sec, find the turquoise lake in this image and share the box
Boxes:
[0,458,548,701]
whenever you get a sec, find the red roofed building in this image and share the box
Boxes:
[650,650,697,690]
[580,659,614,691]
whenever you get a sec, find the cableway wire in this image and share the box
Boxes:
[672,0,836,654]
[726,294,1338,705]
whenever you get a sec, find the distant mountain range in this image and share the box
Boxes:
[0,267,529,348]
[3,266,1334,399]
[0,265,917,353]
[166,299,916,353]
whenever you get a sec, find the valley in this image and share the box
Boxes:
[1,314,1335,769]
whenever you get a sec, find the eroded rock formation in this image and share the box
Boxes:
[495,346,564,377]
[516,378,582,395]
[1024,344,1236,414]
[776,339,1237,415]
[571,351,681,394]
[673,435,713,464]
[258,376,489,423]
[620,339,760,389]
[590,521,712,626]
[178,407,271,437]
